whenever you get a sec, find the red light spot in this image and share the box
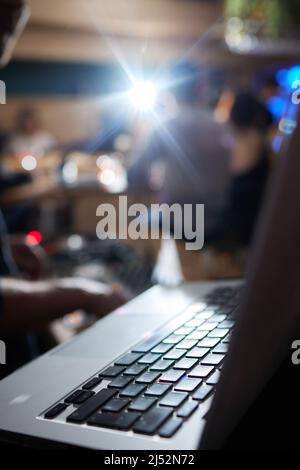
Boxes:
[25,230,42,246]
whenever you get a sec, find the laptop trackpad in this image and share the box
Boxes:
[51,313,170,361]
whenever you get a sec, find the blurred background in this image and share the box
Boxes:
[1,0,300,342]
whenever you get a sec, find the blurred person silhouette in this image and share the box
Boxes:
[0,0,126,381]
[0,207,126,380]
[225,91,272,245]
[214,89,236,124]
[0,127,32,233]
[7,107,56,158]
[128,61,232,242]
[258,76,280,141]
[259,76,280,108]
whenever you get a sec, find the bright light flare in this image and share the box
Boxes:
[129,81,157,112]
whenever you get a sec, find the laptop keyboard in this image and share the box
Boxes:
[43,286,241,438]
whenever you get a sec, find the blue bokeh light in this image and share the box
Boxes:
[276,65,300,90]
[266,96,286,121]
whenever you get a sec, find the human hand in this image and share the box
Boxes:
[77,279,128,317]
[10,238,46,280]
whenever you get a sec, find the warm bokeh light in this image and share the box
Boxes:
[62,161,78,184]
[67,234,84,251]
[96,155,110,169]
[21,155,37,171]
[98,168,116,186]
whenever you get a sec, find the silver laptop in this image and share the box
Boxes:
[0,124,299,450]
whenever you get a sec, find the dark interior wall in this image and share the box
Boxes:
[0,60,128,97]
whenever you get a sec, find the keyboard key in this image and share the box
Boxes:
[100,366,125,378]
[223,334,232,343]
[66,389,117,423]
[206,370,221,385]
[219,320,234,329]
[199,322,218,331]
[208,328,229,338]
[174,327,194,336]
[163,349,185,360]
[184,319,204,328]
[102,398,130,413]
[87,412,118,429]
[108,376,133,388]
[159,418,183,438]
[45,403,67,419]
[193,384,213,401]
[174,378,202,392]
[119,384,147,398]
[163,334,185,345]
[206,291,223,301]
[185,302,207,315]
[73,390,95,404]
[88,411,141,430]
[201,303,218,309]
[227,300,238,308]
[132,316,200,352]
[123,364,147,376]
[145,383,172,397]
[159,391,188,408]
[150,359,174,371]
[138,353,159,365]
[115,353,143,366]
[112,411,142,430]
[198,337,220,348]
[176,339,198,350]
[135,372,161,384]
[177,401,198,418]
[83,377,102,390]
[212,343,228,354]
[133,407,173,435]
[160,369,185,383]
[132,332,169,353]
[187,330,207,341]
[129,397,157,412]
[195,310,214,320]
[218,307,234,316]
[151,343,173,354]
[188,365,214,378]
[173,358,198,370]
[65,389,84,404]
[207,314,227,323]
[201,353,225,366]
[186,347,209,359]
[208,299,226,307]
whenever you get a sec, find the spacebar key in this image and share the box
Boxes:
[66,389,117,424]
